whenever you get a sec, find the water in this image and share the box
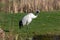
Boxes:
[32,34,60,40]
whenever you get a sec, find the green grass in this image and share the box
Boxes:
[0,11,60,36]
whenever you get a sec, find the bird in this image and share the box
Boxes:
[19,10,40,29]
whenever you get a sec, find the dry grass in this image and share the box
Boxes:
[0,0,60,13]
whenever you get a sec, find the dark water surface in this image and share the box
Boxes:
[32,34,60,40]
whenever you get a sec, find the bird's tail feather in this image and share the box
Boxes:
[19,20,23,29]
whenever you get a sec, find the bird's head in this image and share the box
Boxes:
[35,10,40,15]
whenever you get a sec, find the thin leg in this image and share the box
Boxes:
[24,25,29,36]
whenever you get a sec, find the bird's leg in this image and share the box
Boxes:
[26,25,29,33]
[26,25,30,38]
[26,21,31,33]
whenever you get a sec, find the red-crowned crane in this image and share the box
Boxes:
[19,10,40,29]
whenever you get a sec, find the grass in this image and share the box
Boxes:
[0,11,60,37]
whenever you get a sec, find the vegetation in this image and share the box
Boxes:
[0,0,60,40]
[0,0,60,13]
[0,11,60,40]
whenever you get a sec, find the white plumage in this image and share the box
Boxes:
[22,13,37,26]
[19,10,40,29]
